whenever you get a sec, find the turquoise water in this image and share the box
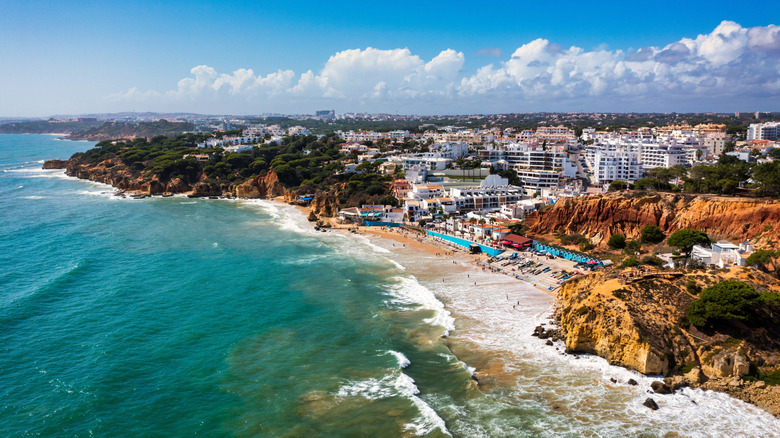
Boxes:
[2,135,779,437]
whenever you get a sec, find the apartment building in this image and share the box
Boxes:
[590,151,643,184]
[747,122,780,141]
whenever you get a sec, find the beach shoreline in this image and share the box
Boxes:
[30,167,780,431]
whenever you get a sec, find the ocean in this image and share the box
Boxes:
[1,134,778,437]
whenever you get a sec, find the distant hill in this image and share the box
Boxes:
[65,120,195,141]
[0,119,104,134]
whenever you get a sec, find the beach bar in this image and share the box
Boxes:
[500,234,533,249]
[426,231,504,257]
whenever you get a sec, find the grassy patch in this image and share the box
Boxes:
[719,337,743,348]
[680,362,698,374]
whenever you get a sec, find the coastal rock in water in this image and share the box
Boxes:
[191,182,223,197]
[627,379,638,386]
[165,177,190,194]
[148,179,165,195]
[308,211,318,222]
[651,381,673,394]
[664,376,688,391]
[684,366,707,385]
[42,159,68,169]
[235,179,261,198]
[643,398,659,411]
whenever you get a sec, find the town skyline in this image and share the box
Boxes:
[2,1,780,117]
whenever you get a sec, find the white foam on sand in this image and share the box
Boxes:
[382,275,456,335]
[405,256,780,437]
[250,203,780,436]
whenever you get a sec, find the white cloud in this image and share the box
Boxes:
[108,21,780,113]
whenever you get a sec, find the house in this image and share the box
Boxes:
[691,240,752,268]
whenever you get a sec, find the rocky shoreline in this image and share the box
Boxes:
[43,157,780,418]
[548,270,780,417]
[43,156,344,217]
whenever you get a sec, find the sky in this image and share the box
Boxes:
[1,0,780,117]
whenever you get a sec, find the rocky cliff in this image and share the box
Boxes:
[556,268,780,416]
[525,193,780,246]
[43,156,292,199]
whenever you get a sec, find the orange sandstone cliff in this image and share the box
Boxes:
[525,193,780,246]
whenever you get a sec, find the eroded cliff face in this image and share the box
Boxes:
[526,193,780,246]
[234,171,288,199]
[558,273,696,375]
[557,268,780,416]
[45,155,293,199]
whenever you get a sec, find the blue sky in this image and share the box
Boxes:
[2,0,780,116]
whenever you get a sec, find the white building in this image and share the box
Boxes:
[747,122,780,141]
[691,241,752,268]
[388,154,452,171]
[429,141,469,159]
[591,151,643,184]
[449,175,525,213]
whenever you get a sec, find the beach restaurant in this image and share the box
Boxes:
[500,234,533,249]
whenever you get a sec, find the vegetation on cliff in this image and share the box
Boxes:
[686,281,773,327]
[556,266,780,414]
[65,120,195,141]
[0,119,104,134]
[54,132,396,211]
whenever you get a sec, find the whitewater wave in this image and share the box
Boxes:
[385,350,411,369]
[336,369,450,437]
[383,275,455,335]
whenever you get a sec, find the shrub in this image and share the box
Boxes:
[621,256,640,268]
[668,229,710,254]
[579,240,595,251]
[640,256,665,267]
[608,233,626,249]
[624,240,641,254]
[687,281,761,327]
[641,225,665,244]
[686,279,702,295]
[560,233,587,246]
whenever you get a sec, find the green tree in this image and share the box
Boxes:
[608,180,629,192]
[579,240,595,251]
[607,233,626,249]
[621,256,640,268]
[687,281,761,326]
[640,225,665,244]
[509,223,528,235]
[752,161,780,197]
[624,239,641,254]
[667,229,710,255]
[746,250,779,275]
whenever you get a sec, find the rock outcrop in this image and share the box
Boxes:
[525,193,780,246]
[557,273,693,375]
[556,268,780,417]
[42,159,68,169]
[43,155,293,200]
